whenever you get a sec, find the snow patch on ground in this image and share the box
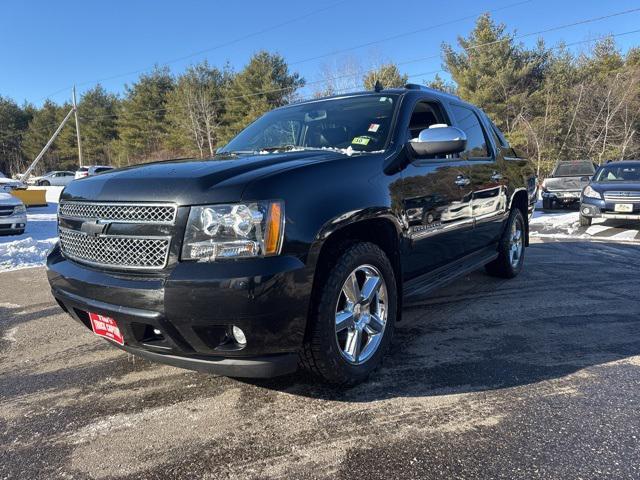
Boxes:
[0,187,61,272]
[530,210,582,237]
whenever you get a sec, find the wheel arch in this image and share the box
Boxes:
[307,213,404,331]
[509,188,530,246]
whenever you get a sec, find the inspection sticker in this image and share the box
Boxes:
[368,123,380,132]
[352,136,371,145]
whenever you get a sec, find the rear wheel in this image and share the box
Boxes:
[300,242,397,385]
[485,208,526,279]
[579,214,592,227]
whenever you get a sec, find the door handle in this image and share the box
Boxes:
[454,175,471,187]
[491,171,503,181]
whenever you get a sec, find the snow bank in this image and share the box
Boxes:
[46,186,64,203]
[0,186,62,272]
[0,236,57,271]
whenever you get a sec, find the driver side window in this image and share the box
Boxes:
[407,101,447,141]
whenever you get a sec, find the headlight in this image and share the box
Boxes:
[13,205,26,215]
[182,201,284,261]
[582,186,601,199]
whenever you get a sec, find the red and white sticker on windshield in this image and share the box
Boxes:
[88,312,124,345]
[368,123,380,133]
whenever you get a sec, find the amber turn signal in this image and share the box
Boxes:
[264,202,283,255]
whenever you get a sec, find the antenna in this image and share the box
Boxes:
[374,80,383,92]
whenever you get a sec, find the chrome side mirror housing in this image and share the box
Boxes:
[409,125,467,157]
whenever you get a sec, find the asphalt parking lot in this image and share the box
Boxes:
[2,236,640,480]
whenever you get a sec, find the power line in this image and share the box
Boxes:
[40,0,530,103]
[5,19,640,136]
[287,0,534,67]
[38,0,350,102]
[46,0,533,104]
[293,27,640,101]
[393,6,640,70]
[75,8,640,122]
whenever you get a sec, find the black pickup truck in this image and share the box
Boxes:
[47,85,535,385]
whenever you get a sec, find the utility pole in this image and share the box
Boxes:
[72,86,84,168]
[21,107,75,183]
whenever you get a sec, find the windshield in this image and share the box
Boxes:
[221,94,398,155]
[553,162,595,177]
[594,164,640,182]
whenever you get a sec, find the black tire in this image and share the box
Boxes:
[579,214,592,227]
[300,242,397,385]
[485,208,526,279]
[39,180,50,186]
[542,198,552,210]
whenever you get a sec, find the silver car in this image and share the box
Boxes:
[32,170,76,186]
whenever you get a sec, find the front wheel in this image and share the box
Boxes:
[485,208,526,279]
[300,242,397,385]
[579,214,592,227]
[39,180,50,186]
[542,198,552,210]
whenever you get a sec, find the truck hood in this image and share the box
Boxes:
[61,151,347,204]
[544,176,591,192]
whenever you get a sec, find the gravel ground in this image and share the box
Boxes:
[1,238,640,480]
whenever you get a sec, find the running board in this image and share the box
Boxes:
[403,248,499,301]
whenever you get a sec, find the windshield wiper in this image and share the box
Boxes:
[219,150,257,156]
[260,145,357,155]
[223,145,367,156]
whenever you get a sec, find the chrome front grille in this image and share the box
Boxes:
[59,227,170,270]
[59,202,176,224]
[58,201,175,270]
[603,191,640,202]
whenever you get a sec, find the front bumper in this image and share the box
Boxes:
[580,197,640,220]
[0,214,27,234]
[542,191,581,203]
[47,244,313,378]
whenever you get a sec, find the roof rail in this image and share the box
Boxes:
[404,83,460,99]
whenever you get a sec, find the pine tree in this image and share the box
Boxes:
[362,64,408,90]
[22,100,73,172]
[114,66,174,165]
[0,96,31,175]
[77,84,119,164]
[220,52,304,145]
[442,13,546,134]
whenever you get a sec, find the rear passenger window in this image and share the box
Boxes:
[450,104,489,159]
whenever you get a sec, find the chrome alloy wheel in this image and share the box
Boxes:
[335,264,388,365]
[509,217,524,268]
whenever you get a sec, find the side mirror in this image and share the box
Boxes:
[409,125,467,157]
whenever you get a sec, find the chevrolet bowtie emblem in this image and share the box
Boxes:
[80,220,108,237]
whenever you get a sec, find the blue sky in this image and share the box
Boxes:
[1,0,639,106]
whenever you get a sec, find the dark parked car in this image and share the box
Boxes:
[541,160,596,209]
[579,160,640,226]
[47,85,535,384]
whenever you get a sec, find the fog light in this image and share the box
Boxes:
[153,328,162,336]
[582,207,590,215]
[232,326,247,345]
